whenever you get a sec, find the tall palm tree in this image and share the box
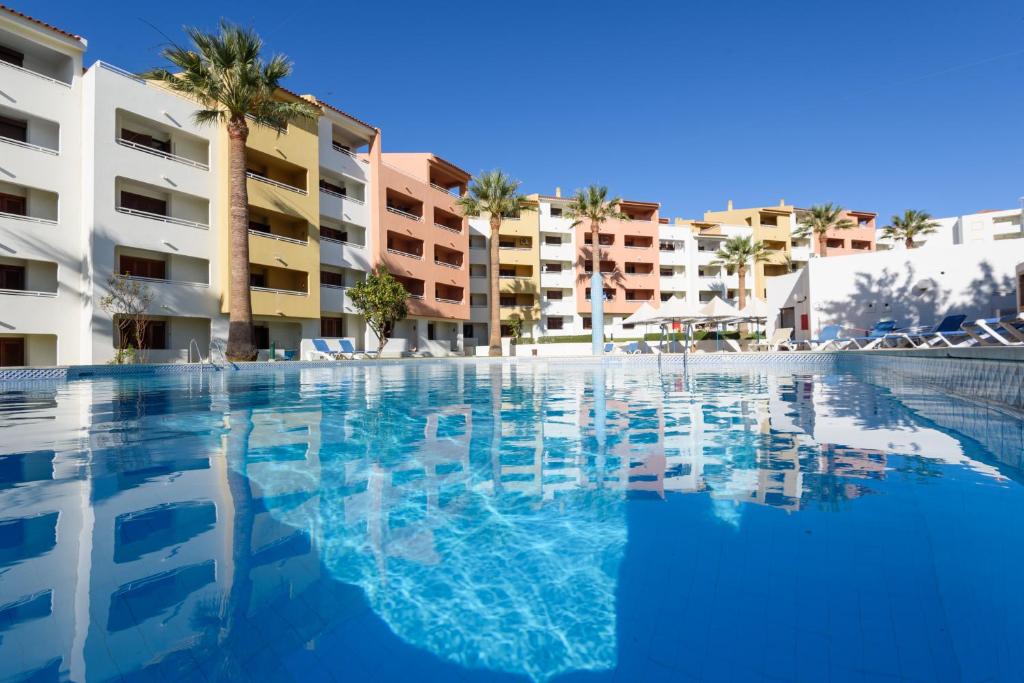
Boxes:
[882,209,940,249]
[565,185,628,354]
[797,203,855,256]
[711,235,769,309]
[146,21,318,361]
[457,170,534,356]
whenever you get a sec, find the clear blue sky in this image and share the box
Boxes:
[17,0,1024,222]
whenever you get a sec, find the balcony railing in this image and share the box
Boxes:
[321,283,349,290]
[430,182,459,197]
[435,259,462,270]
[499,275,530,280]
[247,172,306,195]
[116,206,209,230]
[331,143,370,164]
[116,138,209,170]
[435,296,463,304]
[123,274,209,288]
[624,245,653,250]
[0,287,57,298]
[248,229,308,246]
[0,210,58,226]
[408,293,424,300]
[434,222,462,234]
[0,59,70,88]
[250,285,307,296]
[387,248,423,260]
[319,186,364,203]
[498,246,532,251]
[320,236,366,249]
[1,135,59,156]
[387,206,422,221]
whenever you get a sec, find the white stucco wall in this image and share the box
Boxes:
[767,242,1024,339]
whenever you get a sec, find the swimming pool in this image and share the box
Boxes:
[1,358,1023,682]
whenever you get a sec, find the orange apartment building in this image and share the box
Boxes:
[370,151,471,353]
[798,207,878,256]
[574,199,662,327]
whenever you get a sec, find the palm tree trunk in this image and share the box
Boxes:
[488,214,502,356]
[905,236,914,249]
[225,117,257,361]
[816,231,826,257]
[590,219,604,355]
[737,266,747,310]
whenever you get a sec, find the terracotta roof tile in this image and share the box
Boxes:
[0,4,83,42]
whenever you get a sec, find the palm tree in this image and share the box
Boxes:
[797,203,855,256]
[146,21,318,361]
[711,236,769,309]
[457,170,534,356]
[882,209,940,249]
[565,185,628,354]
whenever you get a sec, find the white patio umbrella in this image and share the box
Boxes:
[652,297,700,354]
[737,297,770,321]
[622,301,661,326]
[695,296,741,352]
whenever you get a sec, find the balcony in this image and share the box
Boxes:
[115,179,210,230]
[434,207,463,234]
[246,149,308,196]
[320,224,369,271]
[624,290,655,303]
[428,167,467,200]
[0,258,58,298]
[540,242,573,261]
[0,182,58,226]
[386,231,424,260]
[249,265,309,313]
[434,245,464,270]
[0,40,75,88]
[0,107,59,156]
[320,183,368,226]
[115,111,210,170]
[623,236,654,249]
[323,127,370,180]
[247,171,306,195]
[540,269,574,289]
[320,282,356,315]
[386,189,424,222]
[393,275,425,300]
[620,203,657,222]
[435,283,464,305]
[116,249,212,315]
[248,210,308,246]
[583,260,617,275]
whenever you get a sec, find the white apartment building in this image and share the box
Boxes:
[82,62,225,364]
[0,9,86,366]
[876,207,1024,250]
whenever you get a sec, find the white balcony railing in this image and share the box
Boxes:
[0,287,57,297]
[123,274,209,288]
[435,296,463,304]
[320,236,366,249]
[248,229,308,246]
[408,293,424,300]
[499,275,531,280]
[0,211,58,226]
[247,172,307,195]
[321,283,348,290]
[430,182,459,197]
[116,138,209,170]
[331,143,370,164]
[387,248,423,260]
[387,206,422,221]
[1,135,59,156]
[116,206,209,230]
[434,222,462,234]
[435,259,462,270]
[0,59,70,88]
[250,286,307,296]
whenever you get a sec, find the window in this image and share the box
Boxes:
[660,268,673,277]
[583,317,592,330]
[543,262,562,273]
[550,208,563,217]
[321,225,347,242]
[500,295,516,306]
[470,264,486,277]
[623,323,635,330]
[0,46,25,68]
[499,267,516,278]
[547,317,564,330]
[470,236,486,249]
[0,338,25,367]
[0,264,26,290]
[427,323,436,341]
[0,115,27,143]
[584,234,614,245]
[546,290,563,300]
[826,238,844,249]
[321,317,345,337]
[117,319,167,350]
[120,191,167,216]
[121,128,170,153]
[544,235,562,245]
[463,323,475,338]
[0,192,26,216]
[119,255,166,280]
[321,270,345,287]
[249,272,267,288]
[248,218,272,234]
[660,241,675,251]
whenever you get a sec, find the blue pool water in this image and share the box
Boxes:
[1,359,1023,682]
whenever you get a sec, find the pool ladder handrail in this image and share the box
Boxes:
[188,338,206,368]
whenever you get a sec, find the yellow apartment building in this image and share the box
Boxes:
[703,200,795,299]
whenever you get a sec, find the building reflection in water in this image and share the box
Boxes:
[0,362,1018,682]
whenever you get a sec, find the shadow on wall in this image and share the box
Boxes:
[818,260,1015,330]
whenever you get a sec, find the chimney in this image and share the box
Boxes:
[780,199,786,207]
[727,199,733,211]
[555,187,561,198]
[675,217,684,225]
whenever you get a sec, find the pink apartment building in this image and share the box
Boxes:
[369,151,471,331]
[574,199,662,321]
[807,208,878,256]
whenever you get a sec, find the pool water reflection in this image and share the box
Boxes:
[1,361,1023,682]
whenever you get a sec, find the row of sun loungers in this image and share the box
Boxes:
[310,338,370,360]
[782,312,1024,351]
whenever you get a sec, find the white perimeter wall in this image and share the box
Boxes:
[767,242,1024,339]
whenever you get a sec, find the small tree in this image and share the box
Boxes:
[348,268,409,358]
[100,274,154,364]
[505,314,523,341]
[796,203,855,256]
[711,236,769,310]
